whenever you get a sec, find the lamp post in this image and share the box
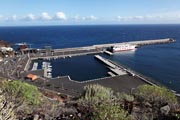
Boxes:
[62,82,64,90]
[130,88,135,95]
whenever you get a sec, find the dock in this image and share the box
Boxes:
[94,55,127,75]
[32,62,38,71]
[108,67,127,76]
[93,38,175,48]
[107,71,116,77]
[28,38,175,61]
[42,62,52,78]
[104,50,113,55]
[128,38,175,46]
[94,55,116,68]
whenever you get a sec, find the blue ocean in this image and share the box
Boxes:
[0,25,180,92]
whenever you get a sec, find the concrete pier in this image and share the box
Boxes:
[94,55,127,75]
[107,72,116,76]
[128,38,175,46]
[109,67,127,76]
[94,55,116,68]
[93,38,175,48]
[42,62,52,78]
[104,50,113,55]
[29,38,175,60]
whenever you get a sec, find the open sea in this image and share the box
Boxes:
[0,25,180,92]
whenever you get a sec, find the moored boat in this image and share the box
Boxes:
[111,44,136,52]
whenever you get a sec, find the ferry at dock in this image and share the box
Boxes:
[111,44,137,52]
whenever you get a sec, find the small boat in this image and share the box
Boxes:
[47,72,52,75]
[47,68,52,72]
[47,72,52,78]
[48,65,52,68]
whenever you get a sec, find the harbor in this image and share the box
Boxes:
[2,2,180,119]
[0,38,178,97]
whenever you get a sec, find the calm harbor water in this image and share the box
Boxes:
[33,54,109,81]
[0,25,180,92]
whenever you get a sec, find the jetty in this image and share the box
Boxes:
[107,72,116,76]
[93,38,175,48]
[94,55,127,75]
[108,67,127,76]
[128,38,175,46]
[104,50,113,55]
[94,55,116,68]
[28,38,175,60]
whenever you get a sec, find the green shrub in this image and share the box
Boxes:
[82,84,114,102]
[2,80,42,105]
[116,92,134,102]
[79,84,132,120]
[134,85,177,105]
[93,102,131,120]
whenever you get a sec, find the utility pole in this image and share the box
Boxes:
[62,82,64,90]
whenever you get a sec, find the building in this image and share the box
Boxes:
[0,40,11,47]
[0,40,14,57]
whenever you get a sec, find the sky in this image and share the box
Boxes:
[0,0,180,26]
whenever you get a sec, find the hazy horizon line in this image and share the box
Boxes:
[0,23,180,27]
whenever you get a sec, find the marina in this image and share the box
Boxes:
[0,37,178,97]
[2,2,180,119]
[23,38,175,94]
[32,54,110,81]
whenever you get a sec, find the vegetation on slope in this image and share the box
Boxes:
[0,88,16,120]
[1,80,42,105]
[82,84,114,102]
[79,84,131,120]
[0,79,44,119]
[135,84,177,105]
[0,79,180,120]
[133,84,178,120]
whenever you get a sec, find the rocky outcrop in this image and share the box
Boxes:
[0,89,16,120]
[160,105,170,115]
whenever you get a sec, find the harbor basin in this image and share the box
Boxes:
[31,54,110,81]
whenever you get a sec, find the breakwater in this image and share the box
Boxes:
[29,38,174,60]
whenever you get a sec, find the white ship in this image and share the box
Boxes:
[111,44,137,52]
